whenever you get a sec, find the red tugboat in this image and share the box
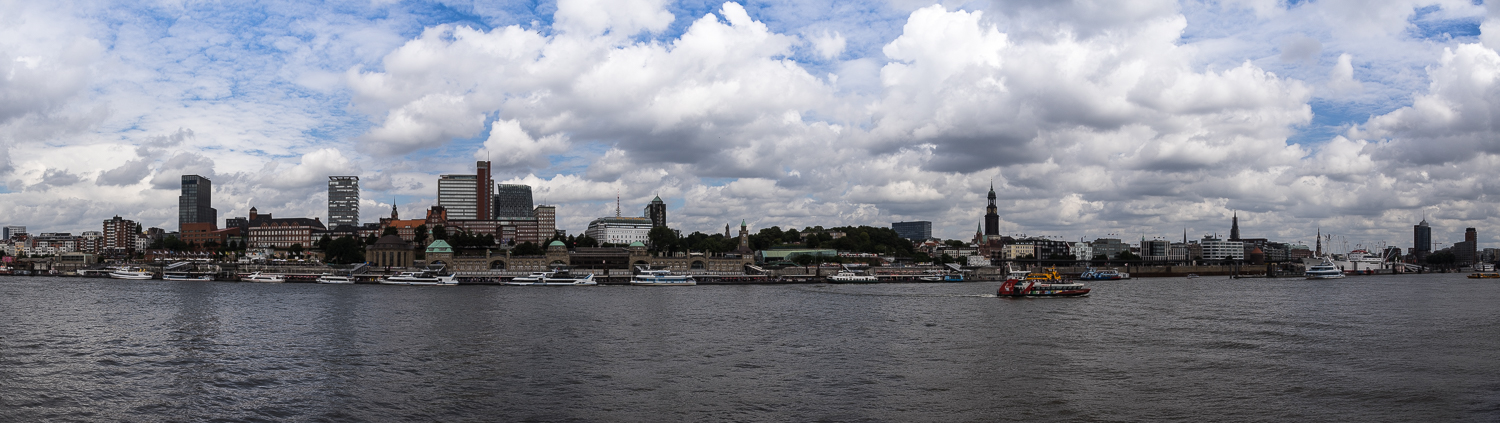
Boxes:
[997,268,1090,297]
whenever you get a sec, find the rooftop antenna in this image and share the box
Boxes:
[615,190,621,218]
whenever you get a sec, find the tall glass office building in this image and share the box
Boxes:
[328,176,360,227]
[179,175,217,230]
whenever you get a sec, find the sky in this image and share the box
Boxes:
[3,0,1499,253]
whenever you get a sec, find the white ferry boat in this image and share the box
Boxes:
[631,269,696,286]
[315,274,355,284]
[827,271,878,283]
[162,273,213,281]
[1304,260,1346,279]
[504,272,597,286]
[378,271,457,286]
[108,267,154,280]
[242,272,286,283]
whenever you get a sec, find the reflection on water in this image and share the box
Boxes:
[2,274,1499,421]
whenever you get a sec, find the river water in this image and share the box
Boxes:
[1,274,1497,422]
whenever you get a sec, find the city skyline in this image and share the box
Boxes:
[4,1,1500,248]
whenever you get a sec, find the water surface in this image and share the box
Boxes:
[2,274,1497,421]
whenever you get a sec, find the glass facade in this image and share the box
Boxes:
[891,221,931,240]
[494,184,534,218]
[178,175,216,230]
[437,175,479,220]
[328,176,360,228]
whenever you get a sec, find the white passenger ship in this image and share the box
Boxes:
[1304,260,1346,279]
[631,268,696,286]
[504,271,597,286]
[378,271,457,286]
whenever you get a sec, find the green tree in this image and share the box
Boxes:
[432,225,448,240]
[791,253,815,271]
[939,253,955,264]
[288,243,304,258]
[316,234,333,251]
[324,236,366,264]
[1117,251,1141,260]
[783,228,801,244]
[413,224,429,245]
[382,227,398,236]
[575,235,598,248]
[944,240,967,248]
[1426,251,1457,269]
[512,241,544,256]
[648,226,678,252]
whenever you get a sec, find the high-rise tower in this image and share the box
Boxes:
[437,161,492,221]
[984,183,999,236]
[328,176,360,227]
[1414,219,1432,259]
[437,175,479,220]
[476,161,492,220]
[494,184,534,218]
[645,195,667,227]
[179,175,216,230]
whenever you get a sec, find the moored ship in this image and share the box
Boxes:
[504,271,597,286]
[162,272,213,281]
[827,271,878,283]
[242,272,287,283]
[108,267,155,280]
[997,268,1090,297]
[378,271,457,286]
[631,268,696,286]
[316,274,356,284]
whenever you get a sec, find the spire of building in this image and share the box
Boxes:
[1230,210,1240,241]
[984,183,999,237]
